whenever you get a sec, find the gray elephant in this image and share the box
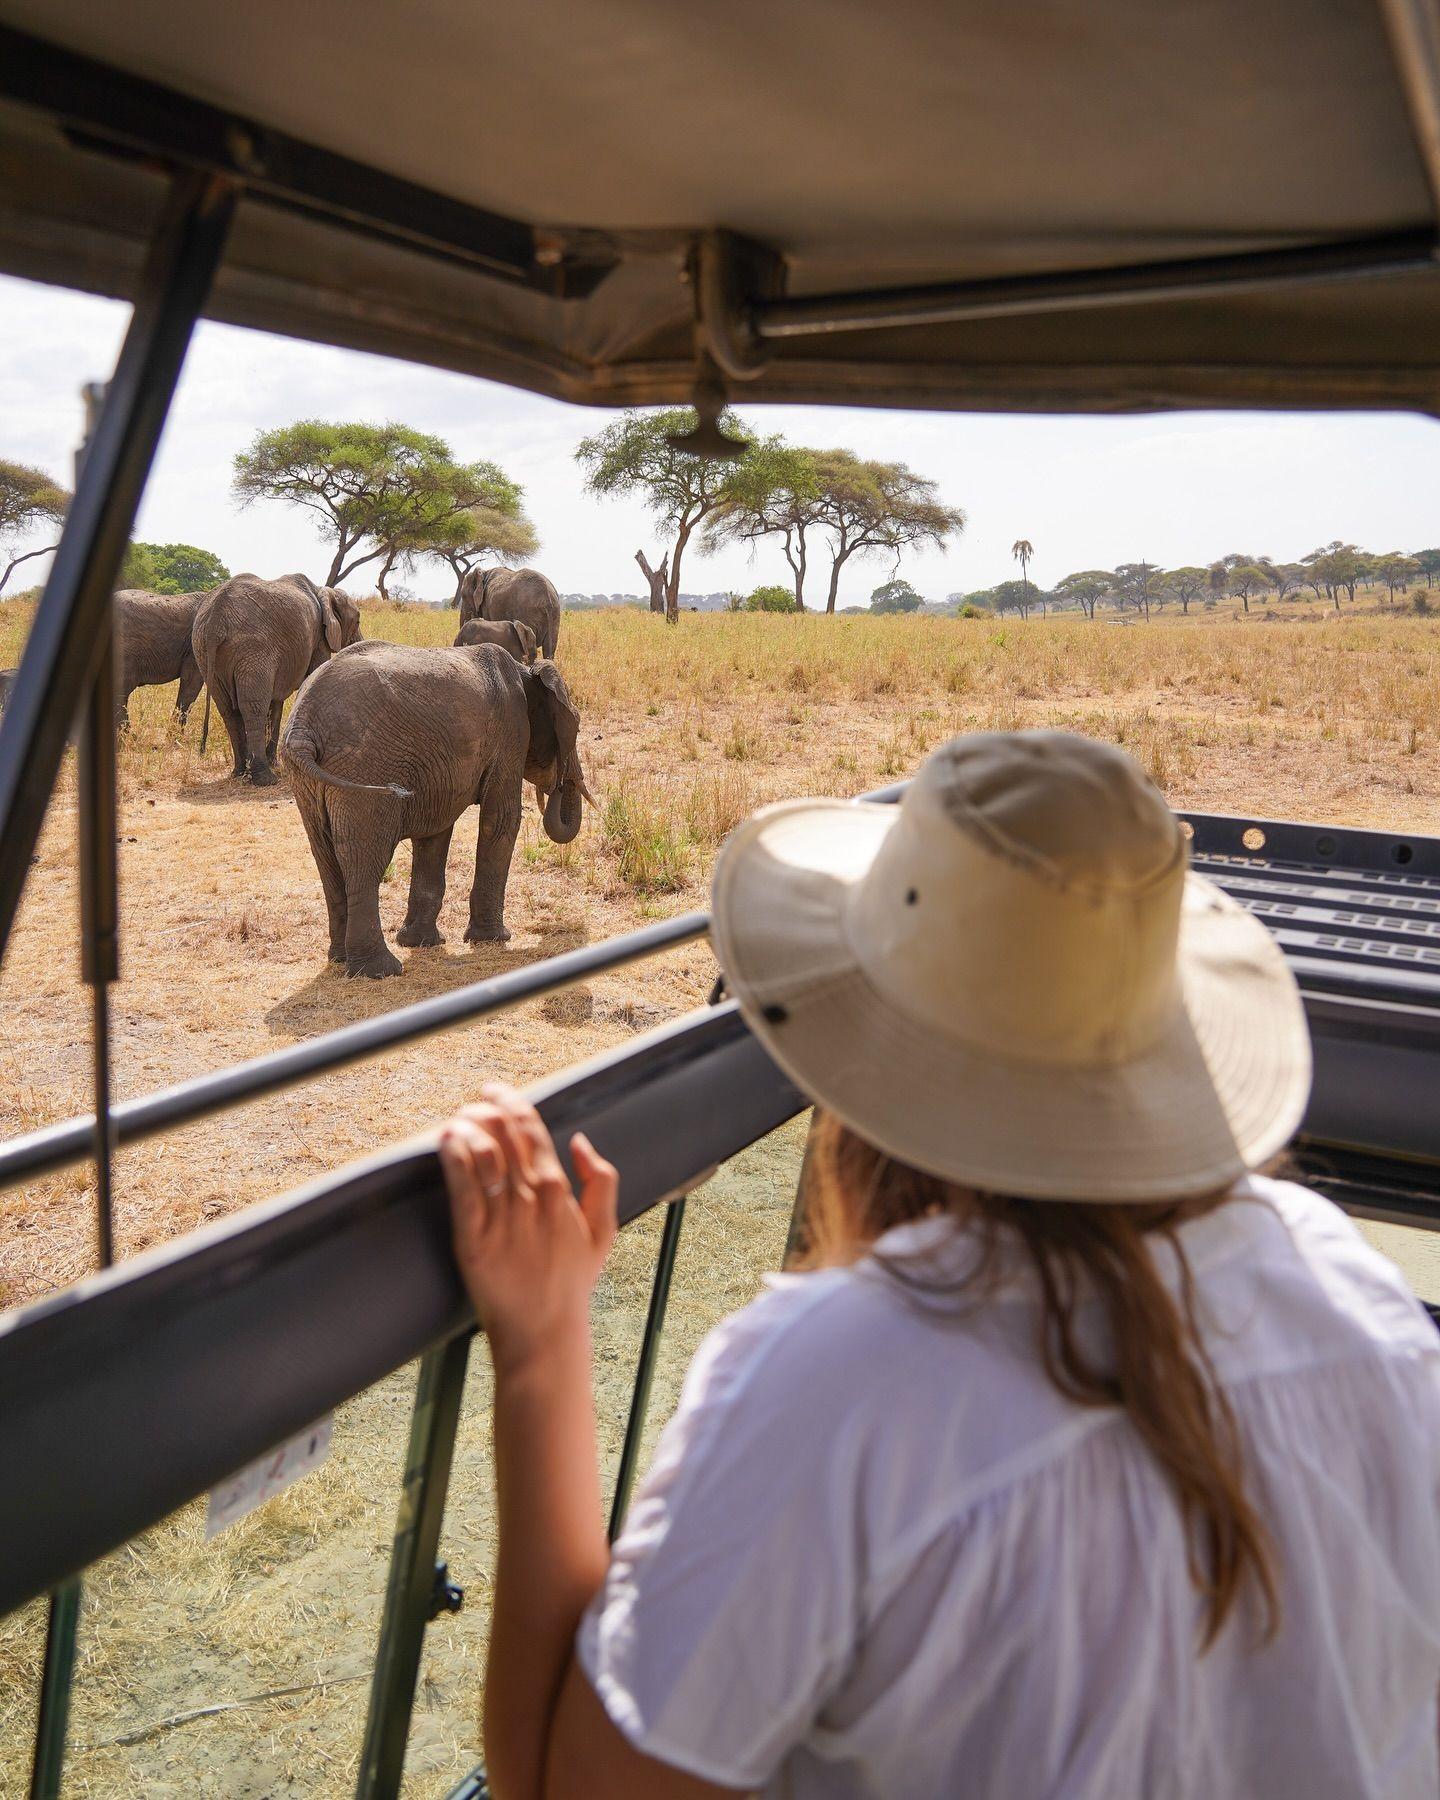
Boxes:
[114,588,209,725]
[281,640,591,977]
[192,573,361,784]
[457,566,560,659]
[453,616,537,662]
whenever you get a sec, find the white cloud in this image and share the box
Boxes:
[5,271,1440,604]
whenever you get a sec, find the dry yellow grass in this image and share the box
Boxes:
[0,597,1437,1792]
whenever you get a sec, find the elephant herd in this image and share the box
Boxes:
[6,564,585,978]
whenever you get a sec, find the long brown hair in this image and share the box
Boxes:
[801,1110,1279,1650]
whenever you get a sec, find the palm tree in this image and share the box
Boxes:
[1012,539,1035,617]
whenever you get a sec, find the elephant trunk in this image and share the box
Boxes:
[543,777,584,844]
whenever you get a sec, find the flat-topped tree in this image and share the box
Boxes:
[704,439,823,611]
[811,451,966,614]
[233,421,525,594]
[576,408,753,625]
[1053,570,1115,619]
[1165,567,1208,614]
[0,459,70,595]
[433,501,540,603]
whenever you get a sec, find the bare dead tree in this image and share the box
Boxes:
[635,549,669,615]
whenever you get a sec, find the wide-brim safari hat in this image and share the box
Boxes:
[711,731,1312,1202]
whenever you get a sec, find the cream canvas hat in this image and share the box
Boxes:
[711,731,1312,1202]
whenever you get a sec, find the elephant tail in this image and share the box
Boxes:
[281,738,412,800]
[199,688,211,753]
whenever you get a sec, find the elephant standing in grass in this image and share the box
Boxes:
[457,566,560,659]
[192,573,361,784]
[114,588,209,725]
[282,641,591,977]
[453,616,537,662]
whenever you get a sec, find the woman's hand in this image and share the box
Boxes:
[439,1082,618,1376]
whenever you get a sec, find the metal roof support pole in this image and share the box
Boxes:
[608,1196,687,1541]
[26,1579,80,1800]
[0,164,236,965]
[357,1333,473,1799]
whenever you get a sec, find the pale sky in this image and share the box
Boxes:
[4,271,1440,606]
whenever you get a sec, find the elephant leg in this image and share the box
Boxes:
[237,670,278,786]
[397,826,453,948]
[176,653,204,724]
[266,698,284,767]
[332,803,404,978]
[294,787,348,962]
[465,778,523,945]
[212,687,248,776]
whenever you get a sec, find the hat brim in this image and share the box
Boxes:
[711,799,1312,1203]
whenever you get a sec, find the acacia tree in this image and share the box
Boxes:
[0,459,70,595]
[1303,541,1361,610]
[810,451,966,613]
[1375,552,1421,604]
[1053,570,1113,619]
[1165,566,1207,614]
[576,408,752,625]
[233,421,520,592]
[1411,547,1440,584]
[433,502,540,601]
[991,578,1035,620]
[704,438,822,611]
[1113,560,1161,619]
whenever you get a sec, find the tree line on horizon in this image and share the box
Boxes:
[3,419,1437,621]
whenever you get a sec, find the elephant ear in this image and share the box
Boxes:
[321,592,344,653]
[532,659,579,778]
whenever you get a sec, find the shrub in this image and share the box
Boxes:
[744,583,796,613]
[1413,591,1433,616]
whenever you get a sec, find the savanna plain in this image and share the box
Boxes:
[1,600,1438,1794]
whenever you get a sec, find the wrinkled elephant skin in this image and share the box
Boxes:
[453,616,538,663]
[457,566,560,660]
[114,588,211,726]
[192,573,361,784]
[281,641,589,978]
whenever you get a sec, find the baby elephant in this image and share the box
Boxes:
[453,617,537,663]
[282,640,592,978]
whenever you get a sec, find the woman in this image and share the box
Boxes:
[440,731,1440,1799]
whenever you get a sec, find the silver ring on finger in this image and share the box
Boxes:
[482,1177,507,1199]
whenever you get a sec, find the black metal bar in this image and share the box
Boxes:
[0,164,236,970]
[0,911,710,1194]
[78,623,119,1270]
[752,229,1440,339]
[0,1003,808,1617]
[356,1334,472,1800]
[0,25,613,300]
[27,1579,80,1800]
[609,1199,687,1540]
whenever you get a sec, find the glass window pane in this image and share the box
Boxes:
[39,1367,415,1792]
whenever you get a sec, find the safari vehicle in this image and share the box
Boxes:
[1,2,1439,1793]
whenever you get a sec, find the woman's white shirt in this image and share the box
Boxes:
[578,1178,1440,1798]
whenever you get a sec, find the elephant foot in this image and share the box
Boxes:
[396,923,445,948]
[346,945,404,979]
[464,922,511,945]
[248,761,278,788]
[230,764,247,779]
[327,941,347,965]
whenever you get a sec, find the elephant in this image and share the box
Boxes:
[114,588,209,725]
[457,566,560,659]
[453,616,538,662]
[192,573,361,785]
[281,640,591,978]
